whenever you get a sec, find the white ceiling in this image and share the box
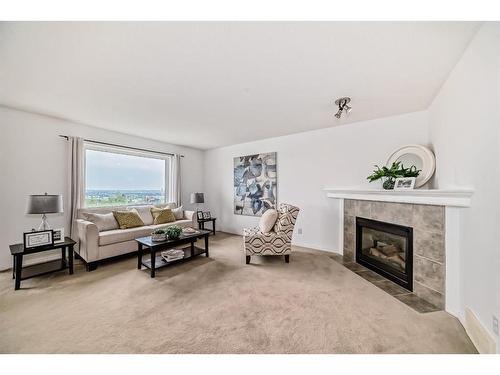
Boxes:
[0,22,480,149]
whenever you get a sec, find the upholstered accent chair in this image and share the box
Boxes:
[243,203,300,264]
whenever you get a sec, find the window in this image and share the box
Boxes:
[84,144,171,207]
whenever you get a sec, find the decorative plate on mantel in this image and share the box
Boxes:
[386,144,436,188]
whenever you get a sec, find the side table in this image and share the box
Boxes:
[197,218,216,235]
[9,237,76,290]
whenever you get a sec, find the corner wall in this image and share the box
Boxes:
[203,111,429,252]
[428,22,500,353]
[0,106,205,270]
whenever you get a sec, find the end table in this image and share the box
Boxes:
[198,218,216,235]
[9,237,76,290]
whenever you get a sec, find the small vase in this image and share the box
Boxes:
[382,177,395,190]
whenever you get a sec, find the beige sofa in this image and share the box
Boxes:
[76,203,196,271]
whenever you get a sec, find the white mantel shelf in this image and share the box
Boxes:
[324,187,474,207]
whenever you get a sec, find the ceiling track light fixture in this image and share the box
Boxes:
[334,97,352,119]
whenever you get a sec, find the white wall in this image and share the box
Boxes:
[204,111,429,252]
[428,23,500,352]
[0,106,205,270]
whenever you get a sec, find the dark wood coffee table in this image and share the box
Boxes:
[136,229,211,278]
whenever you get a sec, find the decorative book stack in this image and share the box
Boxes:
[161,249,185,262]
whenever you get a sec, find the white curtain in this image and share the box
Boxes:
[68,136,85,239]
[169,154,182,206]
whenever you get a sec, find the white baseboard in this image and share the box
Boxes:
[464,307,497,354]
[221,229,338,253]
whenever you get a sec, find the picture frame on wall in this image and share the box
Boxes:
[203,211,211,219]
[23,230,54,249]
[394,177,416,190]
[233,152,277,217]
[53,228,65,243]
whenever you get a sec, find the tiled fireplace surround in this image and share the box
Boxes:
[343,199,445,309]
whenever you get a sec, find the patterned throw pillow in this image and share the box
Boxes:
[151,207,176,225]
[112,209,145,229]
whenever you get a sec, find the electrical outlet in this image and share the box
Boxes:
[493,315,499,336]
[297,228,303,235]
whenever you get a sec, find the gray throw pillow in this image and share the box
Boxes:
[84,212,119,232]
[171,206,184,220]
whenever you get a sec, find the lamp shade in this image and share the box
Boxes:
[26,194,63,214]
[190,192,204,204]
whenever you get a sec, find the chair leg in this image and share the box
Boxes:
[246,255,251,264]
[284,254,290,263]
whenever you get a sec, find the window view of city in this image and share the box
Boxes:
[85,148,168,207]
[85,189,166,207]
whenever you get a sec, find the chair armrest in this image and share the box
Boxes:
[76,219,99,262]
[184,210,197,228]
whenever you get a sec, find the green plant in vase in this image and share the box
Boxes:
[367,161,420,190]
[165,225,182,240]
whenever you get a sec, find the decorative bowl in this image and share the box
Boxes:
[151,231,167,242]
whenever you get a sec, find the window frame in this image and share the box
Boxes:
[83,142,172,208]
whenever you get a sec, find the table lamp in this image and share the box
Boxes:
[26,193,63,230]
[190,192,204,214]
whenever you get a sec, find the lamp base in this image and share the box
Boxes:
[38,214,51,231]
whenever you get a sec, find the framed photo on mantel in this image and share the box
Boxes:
[394,177,416,190]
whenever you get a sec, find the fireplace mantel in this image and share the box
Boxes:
[324,187,473,207]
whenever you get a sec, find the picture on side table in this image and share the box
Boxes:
[203,211,211,219]
[23,230,54,249]
[53,228,65,243]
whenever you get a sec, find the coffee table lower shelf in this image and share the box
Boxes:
[140,246,206,270]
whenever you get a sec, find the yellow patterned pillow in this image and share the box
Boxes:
[151,207,176,224]
[112,209,145,229]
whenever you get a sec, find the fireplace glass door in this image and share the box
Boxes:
[356,217,413,290]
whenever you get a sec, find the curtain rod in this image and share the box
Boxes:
[58,135,184,158]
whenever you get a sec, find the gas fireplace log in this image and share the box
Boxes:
[369,247,406,270]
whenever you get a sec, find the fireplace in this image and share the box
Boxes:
[356,217,413,291]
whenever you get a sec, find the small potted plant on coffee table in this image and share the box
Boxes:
[165,225,182,240]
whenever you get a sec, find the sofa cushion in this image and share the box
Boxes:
[126,205,154,225]
[83,212,119,232]
[99,220,193,246]
[99,226,153,246]
[259,209,278,233]
[113,209,145,229]
[171,206,184,220]
[149,219,192,230]
[151,207,176,224]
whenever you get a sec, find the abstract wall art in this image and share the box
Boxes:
[233,152,277,216]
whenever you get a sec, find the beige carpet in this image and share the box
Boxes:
[0,233,476,354]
